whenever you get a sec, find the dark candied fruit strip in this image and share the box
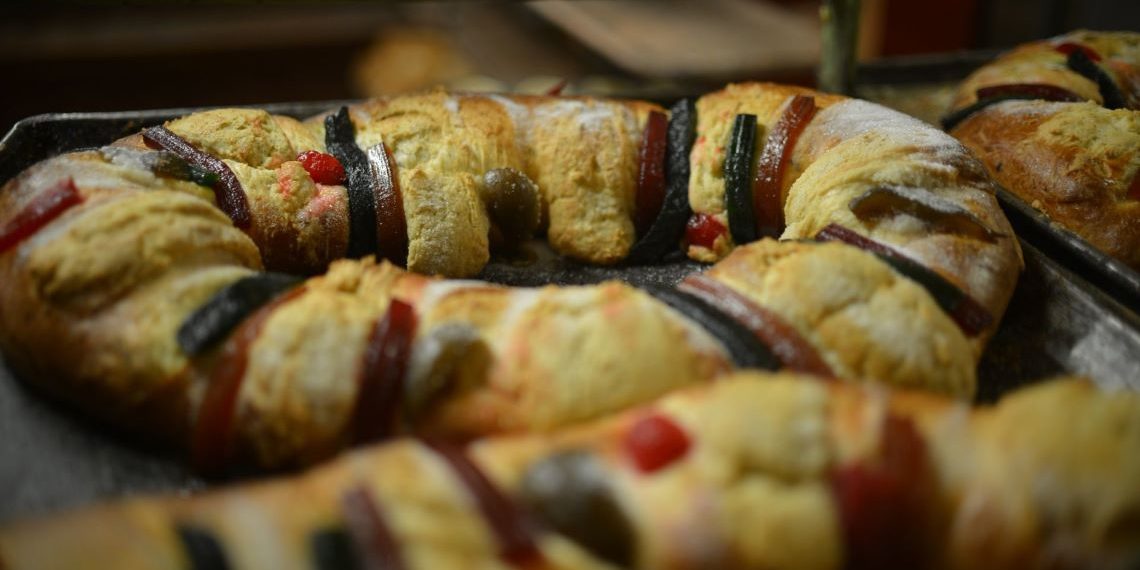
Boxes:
[297,150,347,185]
[351,298,417,445]
[627,98,698,264]
[365,143,409,267]
[624,413,690,473]
[480,168,541,245]
[142,126,251,229]
[678,274,833,376]
[683,213,727,251]
[422,440,544,567]
[634,110,669,237]
[325,107,379,260]
[184,165,221,188]
[544,79,568,96]
[190,287,307,475]
[341,485,406,570]
[724,113,759,245]
[830,414,934,570]
[848,185,1003,243]
[0,177,83,254]
[311,528,360,570]
[176,525,231,570]
[815,223,993,335]
[1066,50,1128,109]
[519,450,635,568]
[643,284,780,370]
[177,272,303,356]
[876,255,992,335]
[403,324,482,421]
[1055,41,1102,62]
[940,83,1086,131]
[973,83,1086,102]
[100,146,219,187]
[814,223,897,257]
[753,95,818,239]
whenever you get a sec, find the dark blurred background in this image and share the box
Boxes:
[1,0,1138,135]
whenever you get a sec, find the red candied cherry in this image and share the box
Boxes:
[0,178,83,254]
[1055,42,1102,62]
[297,150,347,185]
[685,213,727,250]
[625,413,691,473]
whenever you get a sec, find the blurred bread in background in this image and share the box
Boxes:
[353,28,476,95]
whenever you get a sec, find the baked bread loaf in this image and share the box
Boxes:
[3,372,1137,569]
[688,84,1021,343]
[0,84,1021,472]
[945,30,1140,269]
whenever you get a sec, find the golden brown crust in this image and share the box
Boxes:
[414,280,732,437]
[950,30,1140,111]
[687,83,845,261]
[687,84,1021,354]
[520,96,659,264]
[784,99,1024,351]
[709,240,977,397]
[0,153,262,442]
[0,85,1021,473]
[947,30,1140,270]
[952,101,1140,268]
[165,109,351,274]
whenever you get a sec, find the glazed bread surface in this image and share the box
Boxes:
[947,30,1140,270]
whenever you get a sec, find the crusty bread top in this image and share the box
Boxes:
[952,98,1140,268]
[950,29,1140,111]
[709,240,977,397]
[785,99,1022,335]
[685,85,1021,346]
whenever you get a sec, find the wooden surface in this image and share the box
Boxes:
[530,0,819,78]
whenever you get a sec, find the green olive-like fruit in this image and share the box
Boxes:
[480,167,541,243]
[519,450,635,567]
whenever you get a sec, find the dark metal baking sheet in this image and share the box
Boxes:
[993,186,1140,313]
[3,104,1140,526]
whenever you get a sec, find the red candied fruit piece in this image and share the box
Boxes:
[1055,42,1102,62]
[685,213,727,250]
[634,110,669,237]
[341,485,407,570]
[625,413,690,473]
[753,95,818,238]
[297,150,347,185]
[545,79,569,96]
[191,287,306,475]
[351,298,417,444]
[831,415,931,570]
[974,83,1085,103]
[0,178,83,254]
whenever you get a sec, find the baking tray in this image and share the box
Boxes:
[3,102,1140,525]
[856,54,1140,314]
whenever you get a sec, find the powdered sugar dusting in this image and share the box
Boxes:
[490,94,532,153]
[418,279,496,314]
[535,99,618,134]
[443,96,460,115]
[489,94,529,124]
[815,99,966,161]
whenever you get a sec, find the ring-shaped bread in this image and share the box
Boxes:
[0,83,1021,471]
